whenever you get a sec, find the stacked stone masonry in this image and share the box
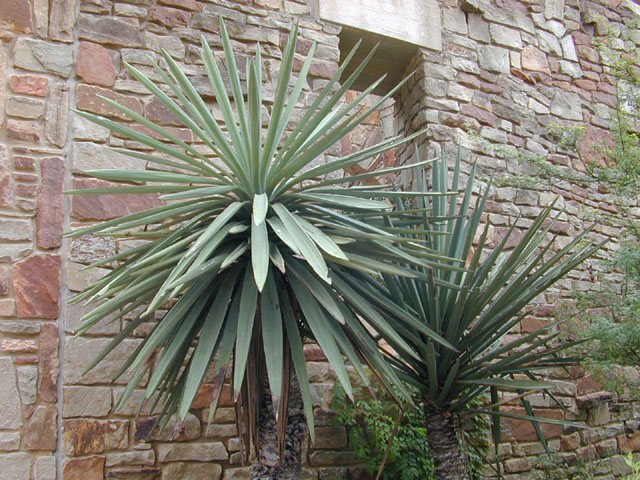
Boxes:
[0,0,638,478]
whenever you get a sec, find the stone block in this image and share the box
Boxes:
[144,96,181,126]
[66,262,109,292]
[478,45,510,73]
[162,462,222,480]
[13,255,61,319]
[309,450,357,466]
[160,0,203,10]
[521,46,550,73]
[32,0,48,36]
[6,119,41,142]
[550,90,583,120]
[114,4,147,17]
[62,456,105,480]
[106,449,156,468]
[107,467,162,479]
[560,35,578,62]
[223,467,251,480]
[0,322,41,335]
[39,323,59,403]
[78,13,142,47]
[150,6,191,27]
[528,98,550,114]
[0,146,13,210]
[311,426,347,449]
[23,406,57,451]
[442,7,467,34]
[505,457,535,473]
[0,0,32,32]
[134,414,200,442]
[121,48,157,66]
[65,298,120,336]
[577,125,614,166]
[1,339,36,353]
[0,47,4,128]
[37,157,65,249]
[71,178,163,221]
[145,31,186,59]
[0,219,31,242]
[0,452,31,479]
[16,364,38,404]
[203,423,238,438]
[559,60,582,78]
[156,442,228,462]
[468,13,490,42]
[49,0,78,41]
[481,126,508,143]
[63,336,141,385]
[14,38,74,76]
[0,266,9,296]
[72,142,146,172]
[6,96,45,119]
[63,419,128,456]
[544,0,564,20]
[77,41,118,87]
[537,29,562,56]
[70,235,117,266]
[9,75,49,97]
[481,2,535,34]
[588,403,611,426]
[35,455,56,480]
[81,0,112,14]
[73,115,110,141]
[0,432,20,451]
[63,386,112,418]
[501,407,564,441]
[76,83,143,119]
[489,24,522,48]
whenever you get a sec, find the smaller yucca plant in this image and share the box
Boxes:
[356,150,604,479]
[67,18,452,459]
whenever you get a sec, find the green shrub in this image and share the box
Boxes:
[331,385,489,480]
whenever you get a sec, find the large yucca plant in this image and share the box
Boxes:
[67,19,451,465]
[357,151,604,479]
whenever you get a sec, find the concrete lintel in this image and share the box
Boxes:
[314,0,443,52]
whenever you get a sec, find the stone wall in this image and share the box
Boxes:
[0,0,639,479]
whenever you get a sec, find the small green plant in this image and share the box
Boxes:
[331,384,489,480]
[332,384,435,480]
[624,453,640,479]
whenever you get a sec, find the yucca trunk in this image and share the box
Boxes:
[251,375,306,480]
[423,402,471,480]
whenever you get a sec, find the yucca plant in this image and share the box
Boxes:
[66,19,453,472]
[356,150,604,479]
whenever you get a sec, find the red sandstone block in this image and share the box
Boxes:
[71,178,163,221]
[501,407,564,442]
[0,0,32,33]
[14,255,61,319]
[39,323,59,403]
[150,6,191,27]
[37,157,65,249]
[13,155,36,170]
[159,0,203,11]
[76,83,143,120]
[9,75,49,97]
[76,41,118,87]
[6,120,40,142]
